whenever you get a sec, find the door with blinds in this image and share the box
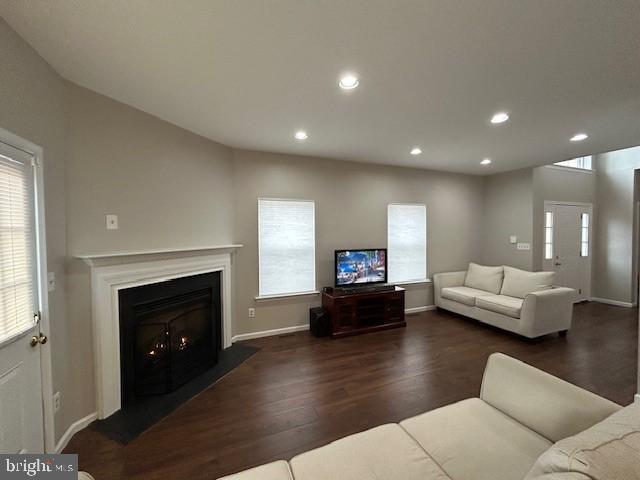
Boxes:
[0,140,45,453]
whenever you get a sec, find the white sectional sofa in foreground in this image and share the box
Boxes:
[220,353,639,480]
[434,263,575,338]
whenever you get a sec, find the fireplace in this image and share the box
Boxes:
[118,272,221,406]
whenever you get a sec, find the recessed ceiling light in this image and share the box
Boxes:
[570,133,588,142]
[490,112,509,124]
[294,131,308,140]
[339,74,359,90]
[410,147,422,155]
[481,158,492,165]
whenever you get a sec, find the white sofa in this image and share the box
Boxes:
[219,353,639,480]
[434,263,575,338]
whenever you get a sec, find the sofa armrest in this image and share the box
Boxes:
[520,287,575,337]
[433,271,466,304]
[480,353,621,443]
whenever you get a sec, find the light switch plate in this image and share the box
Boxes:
[516,242,531,251]
[47,272,55,292]
[106,214,118,230]
[509,235,517,244]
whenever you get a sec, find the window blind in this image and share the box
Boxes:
[388,204,427,283]
[0,144,36,343]
[258,199,315,297]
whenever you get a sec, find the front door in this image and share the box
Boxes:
[0,140,45,453]
[543,203,592,301]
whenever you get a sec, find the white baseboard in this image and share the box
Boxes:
[233,305,438,342]
[232,324,309,342]
[405,305,437,314]
[54,412,97,454]
[590,297,635,308]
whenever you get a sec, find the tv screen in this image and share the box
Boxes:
[335,249,387,286]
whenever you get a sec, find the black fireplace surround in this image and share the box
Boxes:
[119,272,221,406]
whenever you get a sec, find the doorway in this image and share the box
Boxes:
[543,201,593,301]
[0,130,52,453]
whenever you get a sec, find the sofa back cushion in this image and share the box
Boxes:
[524,404,640,480]
[500,266,555,299]
[481,353,621,443]
[463,263,504,294]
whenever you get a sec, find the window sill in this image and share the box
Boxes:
[392,278,432,286]
[255,290,320,301]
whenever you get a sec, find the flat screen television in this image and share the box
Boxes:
[335,249,387,287]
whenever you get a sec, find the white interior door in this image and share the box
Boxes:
[0,141,45,453]
[543,203,592,301]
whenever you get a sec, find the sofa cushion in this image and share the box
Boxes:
[441,286,495,306]
[290,423,451,480]
[476,295,523,319]
[463,263,504,294]
[218,461,293,480]
[400,398,552,480]
[524,403,640,480]
[501,266,555,299]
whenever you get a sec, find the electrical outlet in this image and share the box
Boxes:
[47,272,55,292]
[509,235,517,244]
[106,214,118,230]
[248,308,255,318]
[53,391,61,413]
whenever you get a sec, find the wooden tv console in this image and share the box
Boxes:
[321,286,406,338]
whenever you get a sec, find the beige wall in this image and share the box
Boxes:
[482,169,534,270]
[64,84,237,423]
[232,149,485,335]
[0,19,72,444]
[593,147,640,304]
[66,84,235,255]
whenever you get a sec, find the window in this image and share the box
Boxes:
[0,145,37,342]
[387,204,427,283]
[258,198,315,297]
[544,211,554,260]
[554,156,592,170]
[580,213,589,257]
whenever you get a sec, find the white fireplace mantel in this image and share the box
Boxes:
[78,244,242,419]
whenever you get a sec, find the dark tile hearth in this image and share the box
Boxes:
[93,343,258,444]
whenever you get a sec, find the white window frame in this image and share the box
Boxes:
[387,203,428,285]
[544,211,554,260]
[552,156,593,171]
[256,198,318,300]
[0,127,54,452]
[580,212,590,257]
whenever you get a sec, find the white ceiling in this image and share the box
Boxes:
[2,0,640,175]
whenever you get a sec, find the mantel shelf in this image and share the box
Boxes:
[76,244,243,267]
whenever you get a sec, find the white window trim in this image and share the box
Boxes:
[544,165,595,175]
[393,278,432,286]
[0,126,54,453]
[254,290,320,301]
[258,197,316,298]
[387,203,428,284]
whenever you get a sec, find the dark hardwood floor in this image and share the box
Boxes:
[65,302,638,479]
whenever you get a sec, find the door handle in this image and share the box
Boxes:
[554,262,562,266]
[29,333,47,347]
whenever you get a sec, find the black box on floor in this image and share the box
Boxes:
[310,307,330,337]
